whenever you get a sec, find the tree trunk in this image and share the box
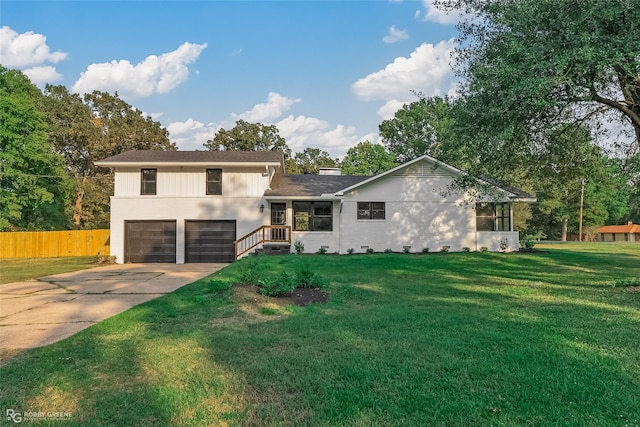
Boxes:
[72,177,86,229]
[561,218,568,242]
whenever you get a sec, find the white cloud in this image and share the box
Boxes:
[276,115,362,157]
[72,42,208,98]
[233,92,301,122]
[352,39,457,118]
[167,118,219,151]
[383,25,409,44]
[168,92,371,158]
[420,0,464,24]
[22,66,63,85]
[376,99,407,120]
[0,26,67,68]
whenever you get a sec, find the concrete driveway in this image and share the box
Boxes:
[0,263,226,351]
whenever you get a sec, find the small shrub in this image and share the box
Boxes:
[462,247,471,253]
[384,248,393,253]
[421,247,430,254]
[439,246,449,253]
[316,247,328,255]
[259,272,295,297]
[194,295,207,304]
[366,248,375,254]
[480,246,489,253]
[520,238,536,252]
[347,248,355,255]
[295,263,328,288]
[403,246,411,254]
[294,240,305,254]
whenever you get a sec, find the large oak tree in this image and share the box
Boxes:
[440,0,640,155]
[0,68,70,230]
[41,87,174,228]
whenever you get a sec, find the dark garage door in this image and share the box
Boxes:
[125,221,176,263]
[185,220,236,263]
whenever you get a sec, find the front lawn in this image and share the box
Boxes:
[1,244,639,426]
[0,256,99,284]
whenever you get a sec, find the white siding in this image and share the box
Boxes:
[338,159,514,253]
[109,196,268,263]
[476,231,519,252]
[109,164,273,263]
[292,201,341,253]
[113,166,270,197]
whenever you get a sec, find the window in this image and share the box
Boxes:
[293,201,332,231]
[495,202,510,231]
[271,203,287,225]
[206,169,222,195]
[357,202,385,220]
[141,169,157,195]
[476,202,511,231]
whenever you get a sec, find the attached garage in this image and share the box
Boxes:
[185,220,236,263]
[124,220,176,263]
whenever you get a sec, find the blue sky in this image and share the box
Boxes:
[1,1,462,158]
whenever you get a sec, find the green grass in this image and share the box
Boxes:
[1,243,639,426]
[0,256,99,284]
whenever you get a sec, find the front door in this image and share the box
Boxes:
[271,203,286,225]
[270,203,287,241]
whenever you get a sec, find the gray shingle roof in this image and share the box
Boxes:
[96,150,284,164]
[265,173,370,197]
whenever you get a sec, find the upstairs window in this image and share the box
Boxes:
[357,202,386,220]
[141,169,157,195]
[476,202,511,231]
[293,201,332,231]
[206,169,222,195]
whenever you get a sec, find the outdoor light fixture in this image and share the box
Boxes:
[259,204,265,213]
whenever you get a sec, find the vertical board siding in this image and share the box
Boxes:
[0,230,110,259]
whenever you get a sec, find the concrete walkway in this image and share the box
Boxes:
[0,263,226,351]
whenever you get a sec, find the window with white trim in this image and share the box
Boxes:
[293,201,332,231]
[476,202,511,231]
[206,169,222,195]
[357,202,385,220]
[141,169,157,195]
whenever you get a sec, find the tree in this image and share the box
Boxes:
[341,141,398,176]
[205,120,290,155]
[527,124,629,240]
[379,96,457,164]
[288,148,340,174]
[0,67,70,230]
[440,0,640,154]
[41,88,174,228]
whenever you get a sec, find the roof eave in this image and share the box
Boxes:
[263,195,342,200]
[95,161,282,168]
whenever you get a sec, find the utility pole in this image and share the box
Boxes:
[579,178,586,242]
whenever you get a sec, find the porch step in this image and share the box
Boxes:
[254,244,291,256]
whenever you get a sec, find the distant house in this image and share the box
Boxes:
[598,222,640,242]
[95,150,535,264]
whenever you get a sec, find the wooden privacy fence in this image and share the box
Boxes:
[0,229,110,259]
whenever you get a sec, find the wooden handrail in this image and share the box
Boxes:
[234,225,291,259]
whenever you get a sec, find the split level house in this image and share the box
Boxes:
[95,150,535,264]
